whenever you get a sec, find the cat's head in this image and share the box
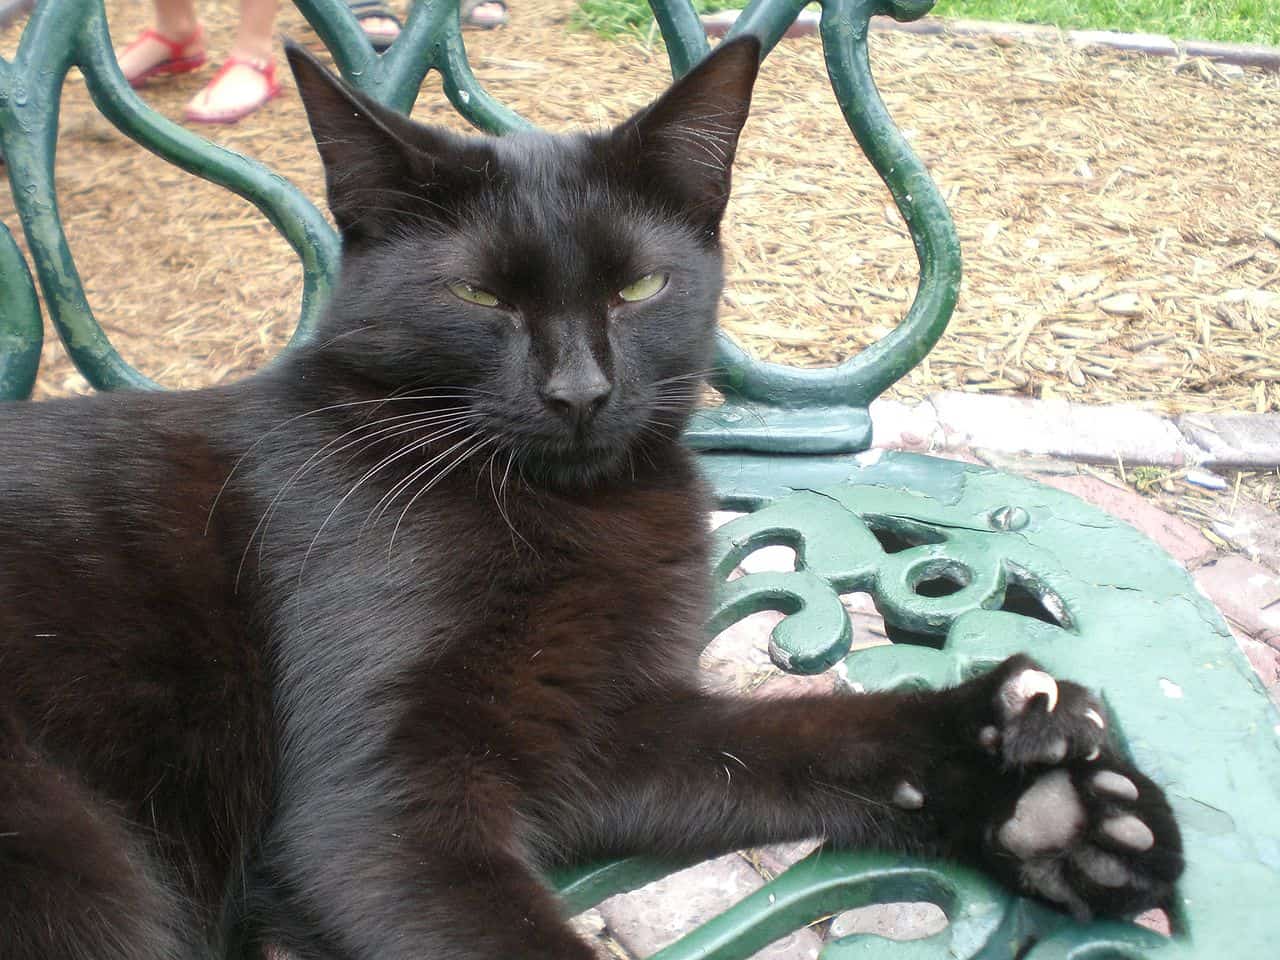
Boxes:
[288,38,760,488]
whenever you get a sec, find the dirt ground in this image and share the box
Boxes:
[2,0,1279,416]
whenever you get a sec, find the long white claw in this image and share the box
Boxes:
[1084,708,1106,729]
[893,781,925,810]
[1092,770,1139,801]
[1001,669,1059,718]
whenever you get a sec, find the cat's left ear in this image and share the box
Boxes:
[612,36,761,234]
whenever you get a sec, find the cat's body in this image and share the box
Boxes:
[2,376,710,957]
[1,40,1181,960]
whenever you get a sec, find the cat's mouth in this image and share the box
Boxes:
[514,432,633,489]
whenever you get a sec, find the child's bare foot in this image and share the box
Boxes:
[461,0,507,29]
[117,24,207,88]
[184,53,280,125]
[348,0,402,51]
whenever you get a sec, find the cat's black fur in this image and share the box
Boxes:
[0,38,1181,960]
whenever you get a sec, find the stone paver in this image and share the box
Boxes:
[828,902,948,943]
[570,909,629,960]
[1194,556,1280,643]
[596,854,823,960]
[753,841,823,880]
[972,448,1082,476]
[1037,474,1217,569]
[869,398,940,452]
[702,610,784,692]
[737,544,798,575]
[869,394,1280,471]
[1212,498,1280,574]
[931,392,1197,466]
[752,670,840,698]
[1178,413,1280,469]
[1232,628,1280,707]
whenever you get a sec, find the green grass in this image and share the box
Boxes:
[571,0,1280,46]
[936,0,1279,46]
[571,0,742,38]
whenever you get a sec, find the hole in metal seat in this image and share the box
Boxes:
[1000,565,1072,630]
[909,559,972,598]
[914,574,966,598]
[864,515,948,554]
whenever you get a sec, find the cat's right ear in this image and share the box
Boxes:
[285,43,463,240]
[611,36,762,235]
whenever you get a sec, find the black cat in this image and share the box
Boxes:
[0,38,1181,960]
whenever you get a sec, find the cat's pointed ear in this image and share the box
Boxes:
[614,36,761,233]
[285,42,465,239]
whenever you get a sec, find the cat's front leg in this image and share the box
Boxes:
[560,656,1182,920]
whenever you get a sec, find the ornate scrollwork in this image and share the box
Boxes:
[673,450,1277,957]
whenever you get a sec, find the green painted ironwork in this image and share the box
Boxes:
[554,451,1280,957]
[2,0,1277,957]
[0,0,338,393]
[0,0,959,456]
[0,219,40,399]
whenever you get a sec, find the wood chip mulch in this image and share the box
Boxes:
[2,0,1278,416]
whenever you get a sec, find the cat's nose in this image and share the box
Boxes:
[541,373,612,428]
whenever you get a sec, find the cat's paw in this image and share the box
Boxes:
[981,654,1110,768]
[972,656,1183,919]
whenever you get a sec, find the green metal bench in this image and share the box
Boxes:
[3,0,1278,955]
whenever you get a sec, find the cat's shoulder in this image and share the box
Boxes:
[0,384,273,496]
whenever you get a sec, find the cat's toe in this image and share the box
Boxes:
[1100,814,1155,852]
[1090,769,1139,801]
[987,659,1108,767]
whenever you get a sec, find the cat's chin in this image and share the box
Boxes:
[517,443,635,492]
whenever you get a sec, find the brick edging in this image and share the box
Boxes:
[872,392,1280,470]
[701,10,1280,73]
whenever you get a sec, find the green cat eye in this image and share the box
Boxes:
[617,273,668,303]
[448,281,502,308]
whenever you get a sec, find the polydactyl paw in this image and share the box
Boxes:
[979,656,1184,919]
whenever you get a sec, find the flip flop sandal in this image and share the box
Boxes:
[348,0,403,52]
[461,0,508,30]
[120,25,207,88]
[183,55,281,125]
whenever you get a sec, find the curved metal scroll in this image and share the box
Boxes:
[554,451,1280,958]
[0,219,41,398]
[0,0,337,391]
[0,0,959,457]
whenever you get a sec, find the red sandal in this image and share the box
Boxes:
[119,25,207,89]
[183,55,281,125]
